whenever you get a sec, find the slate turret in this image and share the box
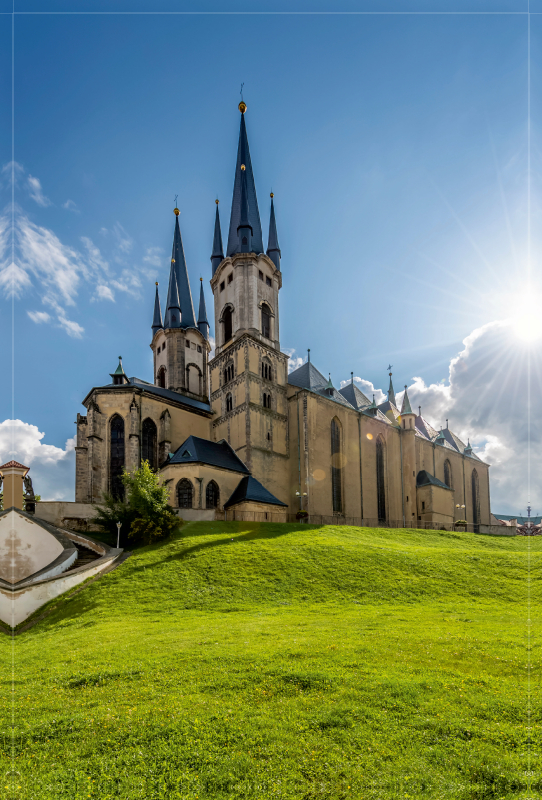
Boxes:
[266,193,281,270]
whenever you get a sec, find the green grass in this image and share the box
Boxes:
[1,522,539,799]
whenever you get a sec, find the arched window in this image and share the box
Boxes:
[471,469,480,531]
[223,306,233,344]
[142,418,157,471]
[224,362,234,384]
[206,480,220,509]
[226,393,233,413]
[444,459,452,488]
[261,361,272,381]
[376,436,386,522]
[261,303,271,339]
[177,478,193,509]
[110,415,125,499]
[331,417,342,514]
[157,367,166,389]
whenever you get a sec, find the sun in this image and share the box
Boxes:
[511,291,542,342]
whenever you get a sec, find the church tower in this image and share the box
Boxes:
[209,101,289,502]
[150,207,211,402]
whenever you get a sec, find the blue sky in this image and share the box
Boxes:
[1,4,540,513]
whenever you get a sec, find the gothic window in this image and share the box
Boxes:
[157,367,166,388]
[261,303,271,339]
[110,415,125,500]
[261,361,272,381]
[223,306,233,343]
[331,417,342,514]
[376,436,386,522]
[471,469,480,531]
[262,393,272,409]
[224,362,234,384]
[206,480,220,509]
[444,459,452,488]
[226,393,233,413]
[177,478,193,509]
[142,418,157,471]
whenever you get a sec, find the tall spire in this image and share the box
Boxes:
[164,258,181,329]
[401,385,413,415]
[211,199,224,275]
[152,281,163,335]
[165,207,196,329]
[237,163,252,252]
[266,193,281,270]
[197,278,209,340]
[387,371,396,406]
[226,102,263,257]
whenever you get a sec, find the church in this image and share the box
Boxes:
[73,101,491,530]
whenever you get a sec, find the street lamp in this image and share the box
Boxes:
[116,521,122,549]
[295,491,308,511]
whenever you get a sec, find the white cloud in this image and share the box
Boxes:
[95,284,115,302]
[62,199,79,212]
[0,420,76,501]
[113,222,133,255]
[27,175,52,207]
[284,348,306,373]
[208,335,216,360]
[27,310,51,324]
[143,246,163,267]
[0,161,24,188]
[18,213,82,305]
[57,314,84,338]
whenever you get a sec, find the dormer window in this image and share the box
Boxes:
[181,450,192,459]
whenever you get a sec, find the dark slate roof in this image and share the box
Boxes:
[339,382,371,410]
[165,213,196,329]
[288,361,328,391]
[197,279,209,338]
[211,202,224,274]
[168,435,249,473]
[416,470,451,490]
[152,283,163,333]
[84,377,211,414]
[416,415,438,440]
[224,475,287,508]
[377,399,400,421]
[226,111,264,257]
[315,386,354,407]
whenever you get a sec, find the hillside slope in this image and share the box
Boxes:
[2,523,538,800]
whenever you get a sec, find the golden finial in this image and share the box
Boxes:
[174,207,180,216]
[155,281,158,286]
[171,258,175,264]
[200,277,203,282]
[215,198,219,205]
[241,164,246,171]
[239,101,247,114]
[270,192,274,198]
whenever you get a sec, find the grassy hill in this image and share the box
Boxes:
[1,522,539,799]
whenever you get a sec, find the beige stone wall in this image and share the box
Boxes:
[416,484,455,522]
[160,462,245,512]
[211,253,282,355]
[150,325,210,401]
[225,500,288,522]
[287,390,405,521]
[77,389,212,502]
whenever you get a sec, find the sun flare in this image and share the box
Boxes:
[511,292,542,342]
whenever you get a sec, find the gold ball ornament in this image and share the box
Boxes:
[241,164,246,171]
[174,207,180,216]
[270,192,274,198]
[215,198,219,205]
[238,101,247,114]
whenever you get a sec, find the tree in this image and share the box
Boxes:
[93,460,181,546]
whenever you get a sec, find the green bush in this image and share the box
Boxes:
[92,460,181,546]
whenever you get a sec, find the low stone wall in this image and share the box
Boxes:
[35,501,102,531]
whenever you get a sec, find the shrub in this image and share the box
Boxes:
[92,460,181,546]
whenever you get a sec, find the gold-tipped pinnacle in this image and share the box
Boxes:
[241,164,246,171]
[174,207,180,216]
[239,101,247,114]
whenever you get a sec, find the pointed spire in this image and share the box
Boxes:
[165,208,196,329]
[401,385,413,415]
[110,356,128,385]
[237,163,253,253]
[152,282,163,335]
[211,199,224,275]
[226,104,263,257]
[351,371,354,385]
[267,193,281,270]
[464,438,473,455]
[197,278,209,340]
[387,371,396,406]
[164,258,181,329]
[307,348,311,363]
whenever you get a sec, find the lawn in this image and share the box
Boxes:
[1,522,539,799]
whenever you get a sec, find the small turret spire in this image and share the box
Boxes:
[152,281,163,335]
[307,348,311,363]
[197,278,209,340]
[401,385,413,415]
[387,370,396,406]
[211,199,224,275]
[266,192,281,270]
[110,356,128,385]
